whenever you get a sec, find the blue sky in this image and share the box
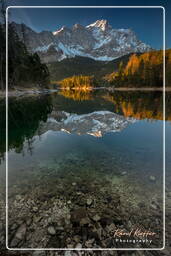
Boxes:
[6,0,171,49]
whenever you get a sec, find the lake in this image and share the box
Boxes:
[0,90,171,249]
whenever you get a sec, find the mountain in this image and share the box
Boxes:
[11,20,152,63]
[40,110,136,137]
[48,54,132,81]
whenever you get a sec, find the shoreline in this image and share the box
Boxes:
[0,88,58,97]
[111,87,171,91]
[0,87,171,97]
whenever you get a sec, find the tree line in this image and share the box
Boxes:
[104,49,171,87]
[58,75,97,90]
[0,1,50,90]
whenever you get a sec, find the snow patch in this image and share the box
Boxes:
[40,111,136,137]
[86,20,109,31]
[34,43,53,52]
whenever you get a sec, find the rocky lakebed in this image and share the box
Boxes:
[0,151,170,256]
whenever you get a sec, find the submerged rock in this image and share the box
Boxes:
[32,206,38,212]
[10,237,20,248]
[86,198,93,206]
[15,223,27,240]
[106,223,116,233]
[71,208,87,224]
[80,217,90,226]
[149,175,156,182]
[75,242,82,248]
[92,214,101,222]
[121,171,127,176]
[64,251,72,256]
[85,238,95,247]
[47,226,56,235]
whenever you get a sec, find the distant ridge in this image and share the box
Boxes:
[47,54,133,81]
[12,20,152,63]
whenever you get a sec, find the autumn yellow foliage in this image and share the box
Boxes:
[105,49,171,87]
[58,75,95,90]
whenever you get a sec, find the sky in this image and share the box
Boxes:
[5,0,171,49]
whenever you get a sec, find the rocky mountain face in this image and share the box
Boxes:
[12,20,152,63]
[40,110,136,137]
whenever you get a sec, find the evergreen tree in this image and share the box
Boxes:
[0,1,50,90]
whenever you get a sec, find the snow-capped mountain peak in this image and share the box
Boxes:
[86,19,111,31]
[12,20,152,63]
[53,26,66,35]
[53,26,71,36]
[72,23,85,30]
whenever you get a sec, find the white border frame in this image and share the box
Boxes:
[5,5,165,251]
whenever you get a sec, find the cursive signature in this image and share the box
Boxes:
[113,228,156,239]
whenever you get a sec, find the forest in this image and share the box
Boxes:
[54,50,171,89]
[58,75,97,90]
[104,50,171,87]
[0,2,50,90]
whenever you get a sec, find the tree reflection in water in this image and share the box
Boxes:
[59,88,93,101]
[0,90,170,163]
[0,95,53,163]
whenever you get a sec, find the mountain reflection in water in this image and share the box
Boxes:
[40,110,135,137]
[0,90,170,160]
